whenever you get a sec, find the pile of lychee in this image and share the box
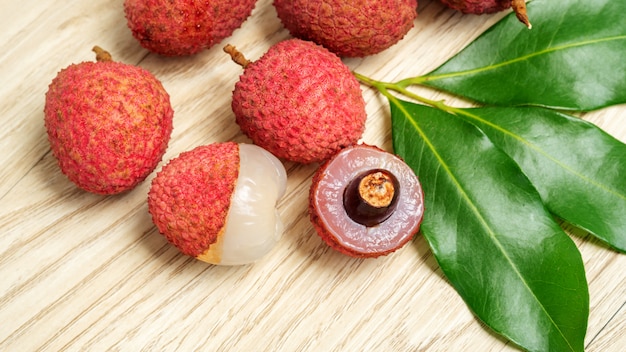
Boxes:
[44,0,526,265]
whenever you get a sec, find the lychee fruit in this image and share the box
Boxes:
[439,0,531,28]
[44,46,174,195]
[225,39,367,164]
[273,0,418,57]
[309,144,424,258]
[148,142,288,265]
[124,0,258,56]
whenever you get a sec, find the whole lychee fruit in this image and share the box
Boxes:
[273,0,418,57]
[439,0,531,28]
[44,46,174,195]
[309,144,424,258]
[124,0,257,56]
[225,39,367,164]
[148,142,287,265]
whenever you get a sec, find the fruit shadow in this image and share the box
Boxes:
[276,156,445,276]
[287,203,448,286]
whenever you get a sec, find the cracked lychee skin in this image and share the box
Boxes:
[148,142,239,258]
[44,56,174,195]
[273,0,417,57]
[439,0,511,14]
[124,0,257,56]
[231,39,367,164]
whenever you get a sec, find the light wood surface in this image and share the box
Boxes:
[1,0,624,351]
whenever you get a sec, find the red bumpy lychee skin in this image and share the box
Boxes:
[44,47,174,195]
[273,0,418,57]
[441,0,510,14]
[124,0,258,56]
[440,0,531,28]
[148,142,288,265]
[229,39,367,164]
[148,142,239,258]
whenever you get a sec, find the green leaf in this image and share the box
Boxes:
[417,0,626,111]
[453,106,626,253]
[390,98,589,352]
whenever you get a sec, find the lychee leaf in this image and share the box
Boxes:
[452,106,626,253]
[418,0,626,111]
[389,97,589,352]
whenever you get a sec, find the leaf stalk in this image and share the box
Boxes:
[353,72,460,115]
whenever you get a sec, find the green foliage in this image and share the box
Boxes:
[454,106,626,253]
[354,0,626,350]
[392,100,589,352]
[414,0,626,111]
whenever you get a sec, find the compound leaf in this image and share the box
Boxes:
[390,97,589,352]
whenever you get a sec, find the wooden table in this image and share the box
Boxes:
[1,0,624,350]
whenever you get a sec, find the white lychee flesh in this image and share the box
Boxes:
[210,144,287,265]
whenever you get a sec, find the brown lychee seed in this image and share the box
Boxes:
[439,0,531,28]
[343,169,400,227]
[226,39,367,164]
[124,0,257,56]
[273,0,418,57]
[44,46,174,195]
[148,142,288,265]
[309,144,424,258]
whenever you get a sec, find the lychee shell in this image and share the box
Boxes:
[232,39,367,164]
[148,142,240,257]
[44,60,173,195]
[439,0,511,14]
[273,0,418,57]
[124,0,257,56]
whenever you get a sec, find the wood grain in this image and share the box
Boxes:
[1,0,624,351]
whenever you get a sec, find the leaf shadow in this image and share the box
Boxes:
[413,232,527,350]
[412,232,446,280]
[558,218,620,253]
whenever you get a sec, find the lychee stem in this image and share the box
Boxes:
[92,46,113,62]
[224,44,251,68]
[512,0,532,29]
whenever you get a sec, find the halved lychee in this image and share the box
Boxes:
[309,144,424,258]
[148,142,287,265]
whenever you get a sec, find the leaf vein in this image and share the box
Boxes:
[391,98,576,350]
[459,109,626,202]
[424,36,626,81]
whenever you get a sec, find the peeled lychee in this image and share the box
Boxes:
[124,0,257,56]
[148,142,287,265]
[273,0,418,57]
[439,0,531,28]
[226,39,367,164]
[44,46,174,195]
[309,144,424,258]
